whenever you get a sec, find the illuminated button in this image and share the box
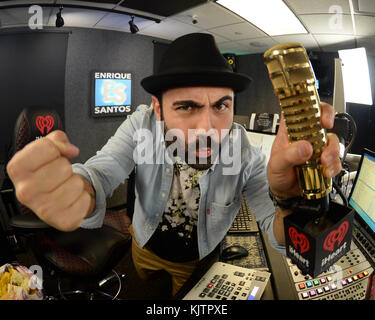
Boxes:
[317,288,323,294]
[309,290,317,297]
[364,271,369,276]
[327,276,332,282]
[349,268,353,274]
[347,277,353,284]
[320,278,327,284]
[358,273,364,279]
[301,292,309,299]
[207,283,214,288]
[353,275,358,281]
[313,280,320,286]
[306,281,313,288]
[341,280,347,286]
[331,283,337,290]
[324,286,330,292]
[298,283,306,290]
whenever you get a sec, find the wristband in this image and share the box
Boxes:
[268,187,303,210]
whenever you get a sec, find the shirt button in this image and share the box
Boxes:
[156,213,160,217]
[161,193,166,198]
[166,168,171,173]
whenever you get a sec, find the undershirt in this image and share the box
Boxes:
[146,160,207,262]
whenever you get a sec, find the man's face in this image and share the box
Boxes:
[152,86,234,170]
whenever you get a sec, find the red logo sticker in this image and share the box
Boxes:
[36,115,54,135]
[289,227,310,254]
[323,221,349,252]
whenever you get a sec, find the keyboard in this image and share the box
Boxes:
[183,262,271,300]
[228,197,259,233]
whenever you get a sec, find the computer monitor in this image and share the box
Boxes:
[349,148,375,235]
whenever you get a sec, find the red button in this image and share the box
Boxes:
[207,209,210,215]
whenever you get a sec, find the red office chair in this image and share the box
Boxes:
[4,106,133,299]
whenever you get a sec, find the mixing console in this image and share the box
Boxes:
[286,241,373,300]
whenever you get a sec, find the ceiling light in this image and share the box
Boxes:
[216,0,307,36]
[55,6,64,28]
[129,16,139,34]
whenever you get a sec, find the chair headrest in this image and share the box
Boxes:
[14,106,63,152]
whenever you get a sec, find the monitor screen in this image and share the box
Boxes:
[349,148,375,233]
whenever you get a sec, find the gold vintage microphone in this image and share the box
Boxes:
[264,42,331,216]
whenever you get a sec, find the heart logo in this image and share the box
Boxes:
[289,227,310,254]
[323,221,349,252]
[35,115,55,135]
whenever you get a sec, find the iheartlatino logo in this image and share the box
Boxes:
[35,116,55,135]
[323,221,349,252]
[289,227,310,254]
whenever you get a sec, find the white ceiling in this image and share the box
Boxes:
[1,0,375,55]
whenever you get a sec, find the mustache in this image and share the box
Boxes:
[188,135,213,149]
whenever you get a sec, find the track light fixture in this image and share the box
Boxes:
[129,15,139,34]
[56,6,64,28]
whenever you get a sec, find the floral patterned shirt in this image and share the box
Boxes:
[146,160,207,262]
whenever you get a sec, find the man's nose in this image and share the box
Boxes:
[195,108,213,132]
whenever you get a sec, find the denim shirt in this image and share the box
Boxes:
[72,105,286,259]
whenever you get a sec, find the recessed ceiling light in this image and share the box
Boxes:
[217,0,307,36]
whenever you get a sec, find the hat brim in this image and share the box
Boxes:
[141,71,252,95]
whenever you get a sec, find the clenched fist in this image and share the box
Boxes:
[6,130,95,231]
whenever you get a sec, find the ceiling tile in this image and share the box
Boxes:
[171,2,243,30]
[236,37,279,54]
[272,34,319,50]
[272,34,320,50]
[208,22,268,41]
[313,34,356,52]
[354,15,375,36]
[96,12,155,31]
[202,30,231,43]
[217,41,247,54]
[139,18,201,41]
[299,13,354,35]
[284,0,351,15]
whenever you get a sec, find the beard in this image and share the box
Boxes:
[164,124,231,170]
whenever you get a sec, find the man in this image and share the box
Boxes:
[6,33,341,296]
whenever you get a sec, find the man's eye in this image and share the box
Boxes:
[177,106,193,111]
[216,103,228,111]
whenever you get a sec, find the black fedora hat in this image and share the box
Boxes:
[141,33,252,95]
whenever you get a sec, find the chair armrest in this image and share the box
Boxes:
[9,214,51,231]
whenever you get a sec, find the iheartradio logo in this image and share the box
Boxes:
[35,115,55,135]
[289,227,310,254]
[323,221,349,252]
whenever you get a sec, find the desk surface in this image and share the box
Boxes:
[174,231,276,300]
